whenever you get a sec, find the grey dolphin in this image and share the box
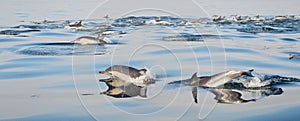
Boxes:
[73,36,108,45]
[213,15,225,22]
[289,54,300,60]
[99,65,153,84]
[190,69,254,87]
[66,20,83,27]
[73,30,111,45]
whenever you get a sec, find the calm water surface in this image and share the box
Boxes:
[1,0,300,121]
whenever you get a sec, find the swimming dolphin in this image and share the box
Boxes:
[72,36,109,45]
[289,54,300,60]
[66,20,83,27]
[99,65,155,84]
[72,30,112,45]
[190,69,254,88]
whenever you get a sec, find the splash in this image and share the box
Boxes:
[144,67,156,80]
[129,67,156,86]
[231,72,300,88]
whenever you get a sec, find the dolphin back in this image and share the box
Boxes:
[243,69,254,77]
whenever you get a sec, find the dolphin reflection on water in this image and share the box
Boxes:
[209,89,256,104]
[99,77,148,98]
[192,87,283,104]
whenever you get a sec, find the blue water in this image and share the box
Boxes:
[1,1,300,121]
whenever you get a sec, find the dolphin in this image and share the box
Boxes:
[190,69,254,87]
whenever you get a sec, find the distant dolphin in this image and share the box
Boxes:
[212,15,225,22]
[67,20,82,27]
[190,69,254,88]
[147,17,172,25]
[289,54,300,60]
[72,30,112,45]
[72,36,109,45]
[65,20,84,30]
[274,15,288,20]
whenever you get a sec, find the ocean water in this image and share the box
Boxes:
[1,0,300,121]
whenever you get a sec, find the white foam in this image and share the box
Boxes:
[232,72,273,88]
[128,67,156,86]
[146,20,171,25]
[130,76,147,87]
[144,67,156,80]
[241,76,272,88]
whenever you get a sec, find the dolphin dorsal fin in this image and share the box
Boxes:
[190,72,198,85]
[249,69,254,72]
[78,21,82,25]
[243,69,255,77]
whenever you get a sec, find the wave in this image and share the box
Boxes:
[0,29,40,35]
[16,43,107,56]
